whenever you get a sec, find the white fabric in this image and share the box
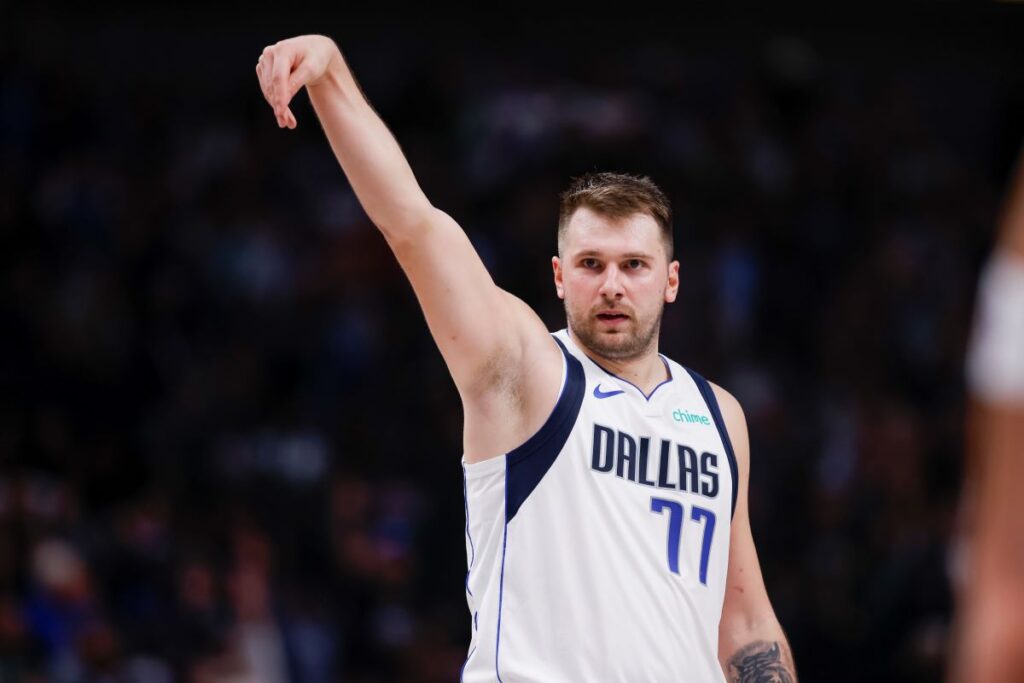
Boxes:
[461,329,733,682]
[967,250,1024,402]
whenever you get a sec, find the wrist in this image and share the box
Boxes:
[308,46,348,94]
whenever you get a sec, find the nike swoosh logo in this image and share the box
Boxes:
[593,384,625,399]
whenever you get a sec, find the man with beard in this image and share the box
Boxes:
[255,34,796,683]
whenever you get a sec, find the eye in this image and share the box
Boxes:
[625,259,644,270]
[582,258,600,269]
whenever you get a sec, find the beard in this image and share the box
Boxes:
[565,300,663,361]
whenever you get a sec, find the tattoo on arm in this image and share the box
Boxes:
[727,640,796,683]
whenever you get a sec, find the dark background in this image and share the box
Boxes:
[2,3,1023,682]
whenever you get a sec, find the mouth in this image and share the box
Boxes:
[596,311,630,324]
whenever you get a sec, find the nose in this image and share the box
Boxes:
[598,264,625,300]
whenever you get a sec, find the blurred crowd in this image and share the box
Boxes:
[2,7,1022,683]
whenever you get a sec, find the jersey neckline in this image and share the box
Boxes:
[558,329,675,402]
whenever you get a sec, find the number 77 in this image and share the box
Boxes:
[650,497,717,585]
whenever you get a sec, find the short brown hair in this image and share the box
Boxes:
[557,172,674,259]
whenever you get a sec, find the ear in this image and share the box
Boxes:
[552,256,565,299]
[665,260,680,303]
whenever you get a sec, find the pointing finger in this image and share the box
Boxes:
[266,58,288,127]
[271,46,293,118]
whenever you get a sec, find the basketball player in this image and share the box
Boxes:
[255,35,797,682]
[950,144,1024,683]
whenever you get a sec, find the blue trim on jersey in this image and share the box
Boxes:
[462,466,475,597]
[685,368,739,519]
[496,472,508,682]
[504,337,586,522]
[460,646,476,683]
[590,354,674,401]
[496,335,586,681]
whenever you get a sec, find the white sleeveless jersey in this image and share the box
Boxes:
[461,329,738,683]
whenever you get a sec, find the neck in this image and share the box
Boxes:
[568,329,668,394]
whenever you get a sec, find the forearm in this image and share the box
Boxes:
[306,47,432,240]
[720,618,797,683]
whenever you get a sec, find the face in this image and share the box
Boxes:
[553,207,679,361]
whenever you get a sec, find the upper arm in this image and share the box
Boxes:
[387,207,557,396]
[712,384,782,658]
[299,57,557,398]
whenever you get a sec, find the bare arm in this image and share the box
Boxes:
[951,145,1024,683]
[713,384,798,683]
[255,36,560,433]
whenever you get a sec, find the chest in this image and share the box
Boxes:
[572,384,728,505]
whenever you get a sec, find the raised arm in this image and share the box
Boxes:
[255,36,560,441]
[713,385,798,683]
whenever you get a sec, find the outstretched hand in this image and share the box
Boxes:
[255,35,340,129]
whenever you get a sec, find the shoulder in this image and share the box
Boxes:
[673,364,749,454]
[462,290,562,397]
[708,382,745,426]
[503,291,563,367]
[708,381,750,468]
